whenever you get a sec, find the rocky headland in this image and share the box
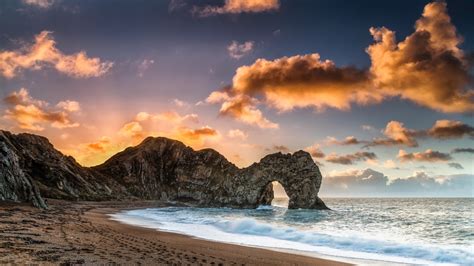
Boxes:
[0,130,327,209]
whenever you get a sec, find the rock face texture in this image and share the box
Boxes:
[0,131,130,208]
[0,131,327,209]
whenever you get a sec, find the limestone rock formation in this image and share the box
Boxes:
[0,131,327,209]
[0,131,129,208]
[94,137,327,209]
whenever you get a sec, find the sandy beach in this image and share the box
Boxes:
[0,200,349,265]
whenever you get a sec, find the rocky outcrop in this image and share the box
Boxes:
[0,131,130,208]
[0,131,327,209]
[94,137,327,209]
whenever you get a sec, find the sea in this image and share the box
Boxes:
[110,198,473,265]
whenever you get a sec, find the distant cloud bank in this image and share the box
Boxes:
[319,168,473,197]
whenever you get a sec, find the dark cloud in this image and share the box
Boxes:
[448,162,464,169]
[266,145,290,153]
[452,148,474,154]
[326,136,365,146]
[326,151,377,165]
[427,120,474,139]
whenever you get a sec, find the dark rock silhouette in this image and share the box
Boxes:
[0,131,130,208]
[0,131,327,209]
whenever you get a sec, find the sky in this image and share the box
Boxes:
[0,0,473,197]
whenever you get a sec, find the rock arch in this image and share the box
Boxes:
[220,151,328,209]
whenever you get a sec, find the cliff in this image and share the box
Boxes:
[0,131,327,209]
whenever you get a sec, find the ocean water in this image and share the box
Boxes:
[110,198,473,265]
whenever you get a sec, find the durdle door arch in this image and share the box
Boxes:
[224,151,328,210]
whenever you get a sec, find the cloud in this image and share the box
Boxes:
[383,159,399,169]
[56,100,81,112]
[452,148,474,154]
[206,2,473,127]
[119,121,144,140]
[22,0,54,8]
[0,31,113,78]
[168,0,186,12]
[3,88,80,131]
[206,90,279,129]
[427,120,474,139]
[305,143,325,158]
[135,111,199,124]
[365,121,420,147]
[172,99,190,108]
[448,162,464,170]
[233,53,373,111]
[128,111,218,146]
[86,137,111,152]
[137,59,154,77]
[320,168,473,197]
[228,41,254,59]
[364,119,473,148]
[194,0,279,17]
[362,124,375,131]
[227,129,248,140]
[326,151,377,165]
[65,110,218,167]
[177,126,219,141]
[397,149,452,163]
[368,2,473,113]
[267,145,290,153]
[205,53,374,126]
[326,136,363,146]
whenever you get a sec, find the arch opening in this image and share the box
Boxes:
[271,181,289,207]
[258,181,289,208]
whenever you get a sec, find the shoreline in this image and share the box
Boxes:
[0,200,350,265]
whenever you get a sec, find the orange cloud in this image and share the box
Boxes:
[227,129,248,140]
[119,121,144,140]
[206,2,473,127]
[86,137,111,152]
[305,144,325,158]
[367,2,472,113]
[365,121,420,148]
[0,31,113,78]
[177,126,220,142]
[397,149,452,163]
[194,0,279,17]
[60,136,120,167]
[128,110,217,146]
[207,91,278,129]
[3,88,80,131]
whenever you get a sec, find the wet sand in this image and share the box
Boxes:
[0,200,350,265]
